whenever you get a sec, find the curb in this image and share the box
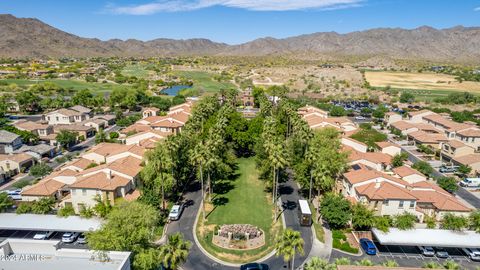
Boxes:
[192,200,279,267]
[332,248,363,257]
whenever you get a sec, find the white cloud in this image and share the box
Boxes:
[475,6,480,11]
[108,0,363,15]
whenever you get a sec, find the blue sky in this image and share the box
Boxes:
[1,0,479,44]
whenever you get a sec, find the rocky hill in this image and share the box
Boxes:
[1,14,479,62]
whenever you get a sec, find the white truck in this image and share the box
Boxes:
[460,178,480,188]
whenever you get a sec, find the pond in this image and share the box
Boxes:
[161,85,191,96]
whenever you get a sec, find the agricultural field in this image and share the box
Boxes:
[365,71,480,93]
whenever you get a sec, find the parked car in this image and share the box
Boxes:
[62,232,80,243]
[359,238,377,255]
[462,248,480,261]
[77,233,87,244]
[439,166,458,173]
[33,231,54,240]
[435,247,449,258]
[355,116,366,120]
[240,263,269,270]
[3,189,22,200]
[460,178,480,188]
[168,204,184,221]
[418,246,435,257]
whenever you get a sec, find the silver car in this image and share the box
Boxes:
[435,247,449,258]
[419,246,435,257]
[62,232,80,243]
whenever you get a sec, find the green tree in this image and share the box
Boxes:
[72,89,94,107]
[400,92,415,103]
[329,106,346,117]
[158,233,192,270]
[87,201,158,253]
[95,129,108,144]
[109,131,119,140]
[441,213,468,231]
[57,205,75,217]
[470,210,480,233]
[304,257,335,270]
[351,203,375,230]
[320,193,352,229]
[437,177,458,193]
[393,212,416,230]
[0,192,13,212]
[372,105,388,119]
[275,228,304,270]
[412,161,434,177]
[56,130,78,149]
[374,216,393,232]
[391,153,408,168]
[133,248,162,270]
[457,164,472,177]
[16,203,31,214]
[425,215,436,229]
[29,163,52,178]
[189,142,208,220]
[93,196,112,218]
[31,197,55,214]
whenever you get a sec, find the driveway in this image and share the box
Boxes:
[166,178,314,270]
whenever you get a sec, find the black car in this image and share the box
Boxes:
[240,263,269,270]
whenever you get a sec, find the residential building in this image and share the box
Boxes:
[384,112,402,126]
[0,130,23,154]
[14,143,56,159]
[452,154,480,176]
[142,107,160,118]
[44,106,91,125]
[407,110,435,123]
[124,130,170,146]
[345,146,392,172]
[239,88,254,107]
[440,140,475,162]
[82,143,145,164]
[392,166,427,184]
[14,120,54,138]
[0,153,34,175]
[53,124,96,139]
[375,141,402,157]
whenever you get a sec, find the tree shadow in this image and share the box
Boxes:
[206,196,229,219]
[213,180,235,195]
[186,181,201,192]
[278,184,293,195]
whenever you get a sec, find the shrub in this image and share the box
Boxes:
[394,212,416,230]
[16,203,32,214]
[12,179,31,189]
[29,163,52,178]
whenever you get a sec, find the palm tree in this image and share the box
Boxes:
[423,261,442,269]
[159,233,192,270]
[189,142,208,221]
[304,257,335,270]
[165,137,180,190]
[144,143,172,210]
[334,258,351,266]
[269,139,288,218]
[443,260,460,270]
[275,228,304,270]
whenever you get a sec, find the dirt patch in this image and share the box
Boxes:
[365,71,480,92]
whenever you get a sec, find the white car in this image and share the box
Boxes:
[462,248,480,261]
[419,246,435,257]
[355,116,366,120]
[62,232,80,243]
[33,231,54,240]
[168,204,183,221]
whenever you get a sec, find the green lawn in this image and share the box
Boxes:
[0,78,125,94]
[197,157,281,263]
[375,86,480,103]
[172,71,236,95]
[122,64,152,79]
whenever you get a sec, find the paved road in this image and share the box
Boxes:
[167,178,313,270]
[397,143,480,209]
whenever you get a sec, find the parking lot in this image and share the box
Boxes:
[0,229,88,249]
[374,243,474,263]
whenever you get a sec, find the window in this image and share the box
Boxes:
[383,200,389,206]
[72,189,76,195]
[409,201,415,208]
[82,189,87,195]
[399,200,404,208]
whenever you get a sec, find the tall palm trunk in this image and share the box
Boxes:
[159,161,166,210]
[207,171,212,202]
[200,164,205,221]
[309,170,313,202]
[291,247,296,270]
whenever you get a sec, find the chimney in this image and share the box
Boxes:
[107,169,112,179]
[374,179,381,189]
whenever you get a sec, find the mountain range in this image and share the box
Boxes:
[1,14,480,62]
